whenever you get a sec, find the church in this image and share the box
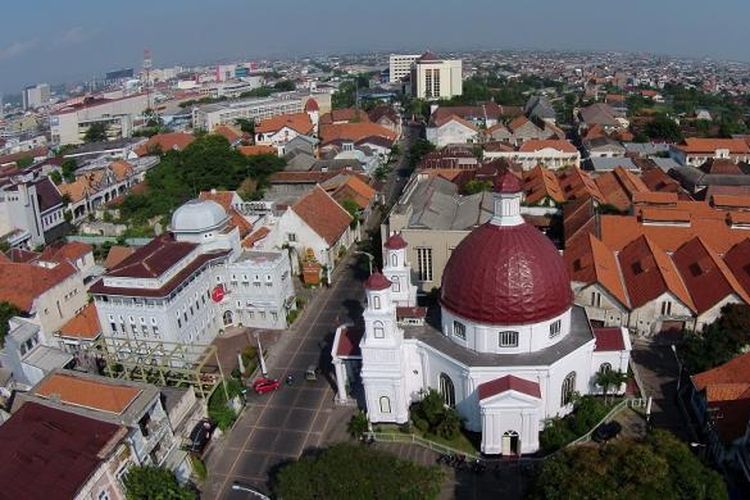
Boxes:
[332,172,631,455]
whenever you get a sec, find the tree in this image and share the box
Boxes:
[273,80,295,92]
[680,304,750,373]
[16,156,33,168]
[273,443,444,500]
[234,118,255,136]
[530,430,727,500]
[340,198,360,228]
[463,179,493,195]
[412,389,462,440]
[49,170,63,185]
[0,301,22,347]
[347,411,369,439]
[407,139,435,169]
[61,159,77,183]
[594,368,628,404]
[644,114,683,142]
[84,122,109,143]
[122,466,195,500]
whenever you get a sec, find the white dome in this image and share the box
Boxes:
[171,200,229,233]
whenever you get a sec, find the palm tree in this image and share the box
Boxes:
[595,369,628,404]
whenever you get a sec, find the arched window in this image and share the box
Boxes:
[373,321,385,339]
[439,373,456,407]
[561,371,576,406]
[379,396,391,414]
[390,253,398,267]
[222,310,233,326]
[373,295,381,310]
[599,363,612,374]
[391,276,401,293]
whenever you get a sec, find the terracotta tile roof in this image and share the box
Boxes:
[319,122,396,144]
[238,145,277,156]
[0,260,77,311]
[566,234,629,307]
[102,246,134,271]
[483,141,515,152]
[58,177,92,203]
[523,165,565,205]
[672,237,750,313]
[291,185,353,246]
[198,190,236,211]
[213,124,244,143]
[692,352,750,443]
[336,325,363,357]
[40,241,92,264]
[106,233,196,279]
[58,303,101,340]
[699,158,744,175]
[478,375,541,400]
[7,248,40,263]
[593,327,627,351]
[0,402,123,500]
[320,108,371,125]
[711,194,750,209]
[508,115,531,131]
[676,138,750,154]
[517,139,577,154]
[432,114,479,131]
[133,132,195,156]
[723,239,750,298]
[595,167,650,212]
[256,113,313,135]
[557,167,606,203]
[242,226,271,248]
[396,306,427,320]
[637,167,685,196]
[110,160,134,181]
[322,174,377,210]
[228,208,253,238]
[35,372,141,414]
[618,235,694,311]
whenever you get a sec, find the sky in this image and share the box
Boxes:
[1,0,749,94]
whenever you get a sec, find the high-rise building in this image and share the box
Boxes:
[411,52,462,100]
[388,54,420,83]
[22,83,51,110]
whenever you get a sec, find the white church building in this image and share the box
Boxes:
[332,172,631,455]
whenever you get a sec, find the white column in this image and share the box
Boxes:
[333,358,348,403]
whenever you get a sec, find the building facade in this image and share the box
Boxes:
[389,54,420,83]
[411,53,463,100]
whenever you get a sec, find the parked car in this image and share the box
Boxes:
[187,418,215,454]
[253,377,281,394]
[592,421,622,443]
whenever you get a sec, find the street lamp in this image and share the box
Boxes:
[354,250,375,275]
[255,331,268,377]
[670,344,683,391]
[231,482,270,500]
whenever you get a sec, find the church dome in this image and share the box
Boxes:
[440,211,572,326]
[171,200,229,233]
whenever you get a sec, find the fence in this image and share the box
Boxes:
[367,431,480,460]
[67,235,152,246]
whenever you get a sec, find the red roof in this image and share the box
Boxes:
[441,222,573,325]
[724,239,750,298]
[364,271,392,291]
[336,326,363,357]
[0,402,123,500]
[478,375,541,400]
[304,98,319,112]
[518,140,577,154]
[396,306,427,320]
[0,260,77,311]
[133,132,195,156]
[384,233,408,250]
[677,138,750,154]
[106,233,195,279]
[593,327,626,352]
[496,170,522,193]
[291,186,352,246]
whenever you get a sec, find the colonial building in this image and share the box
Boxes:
[334,173,630,455]
[90,199,295,347]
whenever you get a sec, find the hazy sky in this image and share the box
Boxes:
[1,0,749,94]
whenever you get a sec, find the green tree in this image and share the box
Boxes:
[273,443,444,500]
[61,159,77,183]
[16,156,33,168]
[407,139,435,169]
[530,430,727,500]
[122,466,195,500]
[463,179,493,195]
[273,80,296,92]
[340,198,360,228]
[594,368,628,404]
[84,122,109,143]
[49,170,63,185]
[644,114,683,142]
[347,411,369,439]
[234,118,255,136]
[681,304,750,373]
[0,301,22,347]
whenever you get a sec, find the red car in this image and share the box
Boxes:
[252,377,280,394]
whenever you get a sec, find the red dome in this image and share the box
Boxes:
[441,222,572,325]
[365,271,391,291]
[384,233,408,250]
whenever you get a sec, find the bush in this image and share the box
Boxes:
[273,443,444,500]
[539,396,610,453]
[411,389,462,440]
[189,454,207,482]
[208,378,244,430]
[123,466,196,500]
[347,411,369,438]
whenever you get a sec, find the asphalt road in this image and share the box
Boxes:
[204,252,367,499]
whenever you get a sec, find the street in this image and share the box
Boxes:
[204,254,365,499]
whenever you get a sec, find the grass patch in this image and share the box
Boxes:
[189,454,207,482]
[539,396,617,453]
[373,422,480,455]
[208,377,244,430]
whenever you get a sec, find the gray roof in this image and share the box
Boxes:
[622,142,670,157]
[579,103,619,127]
[284,152,317,172]
[670,166,750,190]
[8,319,40,345]
[525,96,556,121]
[584,137,625,153]
[651,158,681,172]
[398,176,493,230]
[589,157,638,172]
[23,346,73,372]
[403,306,594,368]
